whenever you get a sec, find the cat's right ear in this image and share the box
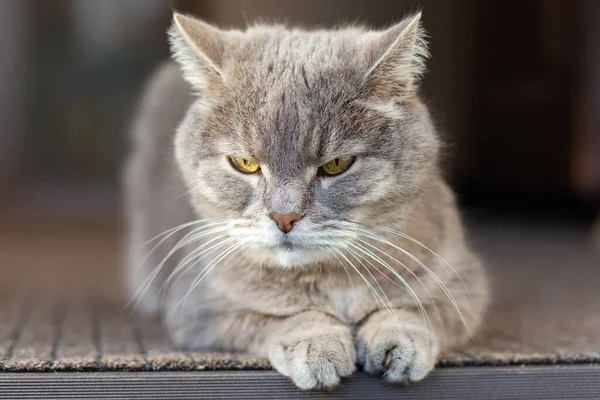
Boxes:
[363,13,428,101]
[168,13,225,92]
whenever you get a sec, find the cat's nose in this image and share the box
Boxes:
[268,213,302,233]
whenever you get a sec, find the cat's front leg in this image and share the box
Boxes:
[165,306,356,390]
[267,310,356,390]
[356,308,439,384]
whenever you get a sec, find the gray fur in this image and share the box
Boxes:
[124,12,489,390]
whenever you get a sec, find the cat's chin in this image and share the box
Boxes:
[251,246,330,269]
[274,249,316,268]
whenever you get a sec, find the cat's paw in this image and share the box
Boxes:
[357,323,439,384]
[268,326,356,390]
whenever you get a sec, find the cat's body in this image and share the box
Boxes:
[124,13,489,390]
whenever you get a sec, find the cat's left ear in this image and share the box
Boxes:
[364,13,428,101]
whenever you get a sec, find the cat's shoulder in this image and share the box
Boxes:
[140,60,190,110]
[130,61,192,146]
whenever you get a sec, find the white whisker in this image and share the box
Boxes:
[342,246,402,327]
[133,220,228,283]
[380,227,471,297]
[175,242,242,324]
[176,241,250,313]
[353,230,472,338]
[346,241,432,335]
[348,239,439,335]
[352,222,472,298]
[160,234,236,295]
[128,222,230,311]
[140,218,216,248]
[329,247,387,319]
[326,247,358,306]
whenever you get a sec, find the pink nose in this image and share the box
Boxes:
[268,213,302,233]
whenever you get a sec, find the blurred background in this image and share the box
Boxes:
[0,0,598,296]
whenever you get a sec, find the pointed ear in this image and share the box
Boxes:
[168,13,225,92]
[364,13,428,101]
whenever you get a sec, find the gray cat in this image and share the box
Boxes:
[123,12,489,390]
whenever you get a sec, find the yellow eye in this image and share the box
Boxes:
[230,156,260,173]
[320,157,354,176]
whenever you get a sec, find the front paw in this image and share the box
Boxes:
[357,323,439,384]
[268,326,356,390]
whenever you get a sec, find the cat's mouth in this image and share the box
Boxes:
[278,241,298,250]
[266,241,331,268]
[275,237,323,252]
[246,230,339,267]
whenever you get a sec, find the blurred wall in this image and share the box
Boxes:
[573,0,600,197]
[0,0,28,197]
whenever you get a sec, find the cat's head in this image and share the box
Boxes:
[169,13,440,268]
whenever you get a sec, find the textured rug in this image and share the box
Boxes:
[1,215,599,372]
